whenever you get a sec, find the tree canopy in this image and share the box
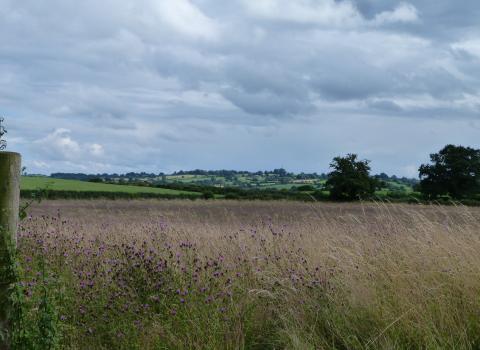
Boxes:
[419,144,480,199]
[326,154,378,201]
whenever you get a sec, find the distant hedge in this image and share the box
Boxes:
[20,189,200,200]
[20,188,322,202]
[155,183,325,201]
[20,188,480,206]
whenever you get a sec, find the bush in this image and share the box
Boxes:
[296,185,315,192]
[202,191,215,200]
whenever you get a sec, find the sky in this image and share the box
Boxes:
[1,0,480,177]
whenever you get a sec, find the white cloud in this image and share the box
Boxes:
[152,0,219,40]
[242,0,419,28]
[33,160,49,169]
[241,0,362,27]
[36,129,81,160]
[373,3,419,26]
[34,129,104,161]
[89,143,104,157]
[452,39,480,59]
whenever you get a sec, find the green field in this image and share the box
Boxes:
[163,174,328,190]
[21,176,200,196]
[20,175,419,202]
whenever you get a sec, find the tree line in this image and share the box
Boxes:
[47,144,480,203]
[327,144,480,201]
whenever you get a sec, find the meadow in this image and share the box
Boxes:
[20,176,201,198]
[14,200,480,349]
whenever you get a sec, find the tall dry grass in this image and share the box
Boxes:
[16,200,480,349]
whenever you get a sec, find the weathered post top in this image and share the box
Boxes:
[0,117,6,151]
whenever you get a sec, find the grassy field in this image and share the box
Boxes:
[163,174,329,190]
[12,200,480,349]
[21,176,200,196]
[26,175,419,202]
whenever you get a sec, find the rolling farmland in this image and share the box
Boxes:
[21,176,201,196]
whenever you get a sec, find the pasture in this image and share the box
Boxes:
[21,176,200,196]
[16,200,480,349]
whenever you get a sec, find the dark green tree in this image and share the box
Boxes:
[326,154,378,200]
[419,144,480,199]
[202,191,214,200]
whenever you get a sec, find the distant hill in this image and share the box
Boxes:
[50,169,417,191]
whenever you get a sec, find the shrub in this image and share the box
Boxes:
[202,191,215,200]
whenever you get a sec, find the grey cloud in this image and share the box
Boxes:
[222,87,313,117]
[1,0,479,175]
[353,0,480,39]
[309,61,393,101]
[367,99,403,112]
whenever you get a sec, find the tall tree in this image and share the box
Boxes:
[419,144,480,199]
[326,154,378,201]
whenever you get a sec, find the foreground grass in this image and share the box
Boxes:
[21,176,200,196]
[14,201,480,349]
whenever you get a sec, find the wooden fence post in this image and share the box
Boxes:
[0,152,21,245]
[0,151,21,348]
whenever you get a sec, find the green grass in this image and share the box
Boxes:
[260,183,297,190]
[164,175,332,191]
[21,176,200,196]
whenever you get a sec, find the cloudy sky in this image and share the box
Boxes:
[1,0,479,176]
